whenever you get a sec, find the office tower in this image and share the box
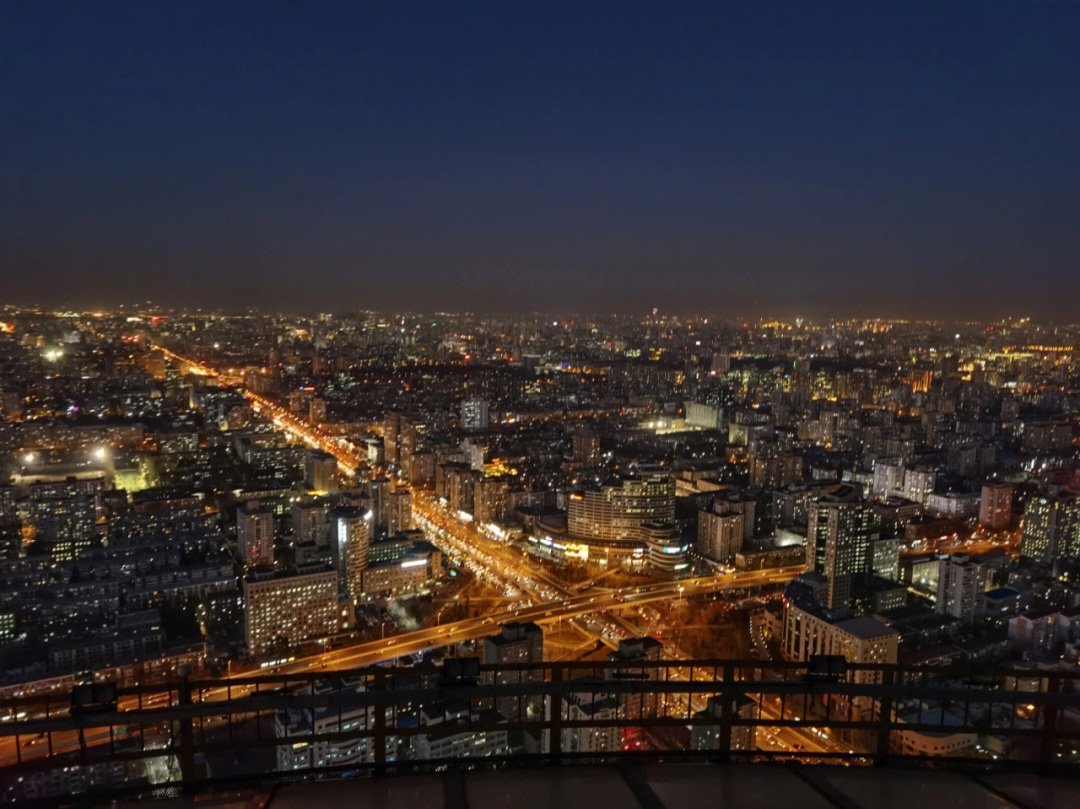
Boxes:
[482,622,544,722]
[461,397,490,431]
[936,554,991,623]
[397,417,422,471]
[332,505,373,600]
[238,503,275,568]
[697,499,744,562]
[979,483,1013,531]
[807,494,877,612]
[304,449,337,492]
[1021,491,1080,567]
[243,566,339,655]
[308,396,326,423]
[567,473,676,548]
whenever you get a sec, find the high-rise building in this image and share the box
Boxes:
[684,401,723,430]
[303,449,337,492]
[783,600,898,680]
[710,352,731,375]
[243,566,339,655]
[1021,491,1080,568]
[238,503,275,568]
[807,493,877,612]
[697,500,744,563]
[562,681,621,754]
[461,398,490,431]
[691,695,756,752]
[388,487,413,534]
[473,476,510,523]
[979,483,1013,531]
[291,496,329,546]
[571,427,601,467]
[643,522,689,575]
[606,636,663,718]
[870,536,901,582]
[936,554,991,623]
[567,473,676,548]
[276,680,381,770]
[748,452,803,488]
[368,476,391,531]
[332,505,373,600]
[871,459,936,506]
[482,622,544,723]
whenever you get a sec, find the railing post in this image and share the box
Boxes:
[373,668,387,772]
[717,662,734,763]
[177,666,196,789]
[874,668,894,767]
[549,663,563,764]
[1039,673,1061,766]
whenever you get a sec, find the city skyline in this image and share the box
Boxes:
[3,2,1080,319]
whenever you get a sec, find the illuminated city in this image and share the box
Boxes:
[2,2,1080,807]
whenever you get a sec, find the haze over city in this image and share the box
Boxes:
[3,2,1080,319]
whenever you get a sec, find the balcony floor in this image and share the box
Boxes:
[233,763,1079,809]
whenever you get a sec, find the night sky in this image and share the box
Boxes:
[2,2,1079,319]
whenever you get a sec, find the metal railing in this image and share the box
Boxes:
[1,657,1078,803]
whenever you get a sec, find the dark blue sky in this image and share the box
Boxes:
[3,2,1079,319]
